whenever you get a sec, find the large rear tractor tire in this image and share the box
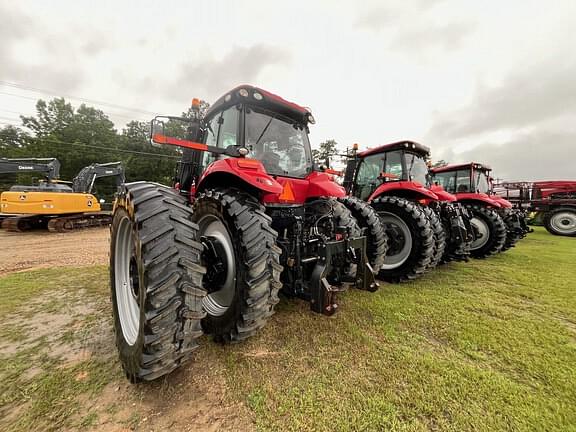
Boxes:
[543,207,576,237]
[371,196,434,283]
[421,206,446,270]
[466,205,507,258]
[192,188,282,343]
[110,182,207,382]
[338,196,388,271]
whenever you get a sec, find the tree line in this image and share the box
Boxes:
[0,98,181,194]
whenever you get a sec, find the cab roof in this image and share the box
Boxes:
[357,141,430,158]
[204,85,312,124]
[431,162,491,174]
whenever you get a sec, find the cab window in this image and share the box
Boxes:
[456,169,471,193]
[433,171,456,193]
[383,151,403,179]
[355,154,382,200]
[217,106,239,148]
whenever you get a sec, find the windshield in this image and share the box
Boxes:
[245,106,312,178]
[404,153,429,186]
[475,170,490,193]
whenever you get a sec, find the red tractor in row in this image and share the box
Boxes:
[110,86,384,381]
[343,141,473,282]
[495,180,576,237]
[430,162,526,257]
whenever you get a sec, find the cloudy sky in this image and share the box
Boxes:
[1,0,575,181]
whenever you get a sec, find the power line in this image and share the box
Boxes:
[0,121,19,127]
[0,123,180,159]
[29,137,180,160]
[0,80,159,116]
[0,91,151,122]
[0,108,29,116]
[0,115,20,122]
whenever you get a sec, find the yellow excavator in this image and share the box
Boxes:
[0,158,125,232]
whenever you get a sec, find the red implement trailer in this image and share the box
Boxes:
[495,180,576,236]
[109,86,382,382]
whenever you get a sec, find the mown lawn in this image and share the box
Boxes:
[0,227,575,431]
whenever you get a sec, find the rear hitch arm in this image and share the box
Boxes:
[309,235,378,316]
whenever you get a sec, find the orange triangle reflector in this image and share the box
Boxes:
[278,181,295,201]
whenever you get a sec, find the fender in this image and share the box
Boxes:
[307,171,347,199]
[368,181,438,203]
[429,184,457,202]
[196,158,283,195]
[455,192,502,208]
[490,195,513,208]
[262,171,346,205]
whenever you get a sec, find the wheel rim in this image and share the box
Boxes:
[198,214,236,317]
[550,211,576,234]
[379,212,412,270]
[114,216,140,346]
[470,216,490,250]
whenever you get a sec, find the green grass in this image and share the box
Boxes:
[221,227,576,431]
[0,227,574,431]
[0,266,119,431]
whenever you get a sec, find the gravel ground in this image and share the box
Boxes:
[0,227,110,275]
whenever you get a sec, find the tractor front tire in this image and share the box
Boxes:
[110,182,207,382]
[371,196,434,283]
[193,188,282,343]
[466,205,507,258]
[338,196,388,271]
[544,207,576,237]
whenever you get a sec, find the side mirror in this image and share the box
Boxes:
[150,118,166,148]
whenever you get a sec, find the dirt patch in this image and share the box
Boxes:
[0,227,110,276]
[0,273,255,432]
[86,367,256,432]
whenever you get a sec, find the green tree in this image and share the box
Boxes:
[313,139,339,165]
[432,159,449,168]
[120,120,179,184]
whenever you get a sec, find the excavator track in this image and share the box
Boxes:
[47,213,113,233]
[1,215,48,232]
[1,213,112,233]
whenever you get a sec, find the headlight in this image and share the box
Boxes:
[253,92,263,100]
[238,89,249,97]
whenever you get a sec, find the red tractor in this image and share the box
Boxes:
[343,141,473,283]
[496,180,576,237]
[109,85,383,381]
[430,162,524,257]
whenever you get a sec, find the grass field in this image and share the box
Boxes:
[0,227,575,431]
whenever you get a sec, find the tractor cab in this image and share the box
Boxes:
[199,86,314,179]
[431,162,513,208]
[431,162,491,195]
[153,85,346,205]
[344,141,433,201]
